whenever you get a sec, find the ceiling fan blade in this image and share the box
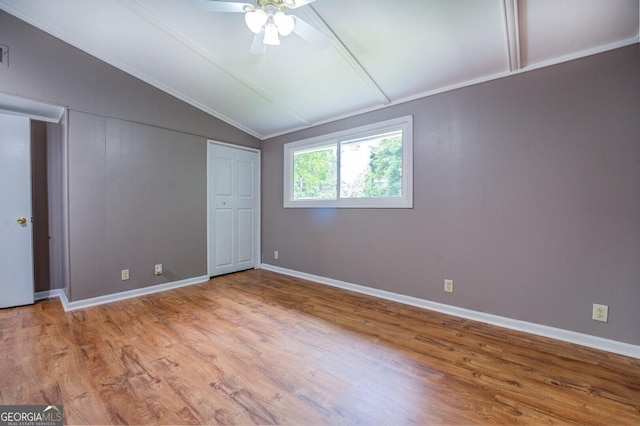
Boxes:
[292,16,331,48]
[250,31,265,55]
[287,0,317,9]
[190,0,251,13]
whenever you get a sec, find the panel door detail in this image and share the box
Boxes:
[208,143,259,277]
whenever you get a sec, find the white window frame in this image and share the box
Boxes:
[284,115,413,208]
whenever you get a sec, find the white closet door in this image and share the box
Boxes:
[0,113,34,308]
[208,142,260,276]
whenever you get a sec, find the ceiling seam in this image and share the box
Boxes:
[305,5,390,106]
[502,0,522,72]
[4,0,636,141]
[0,1,266,138]
[262,36,638,140]
[123,0,312,127]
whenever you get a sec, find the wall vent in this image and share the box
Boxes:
[0,44,8,67]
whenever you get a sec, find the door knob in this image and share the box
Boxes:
[17,217,27,225]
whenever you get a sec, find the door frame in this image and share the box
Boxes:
[0,92,67,302]
[206,140,261,277]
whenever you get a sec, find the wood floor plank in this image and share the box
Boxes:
[0,269,638,424]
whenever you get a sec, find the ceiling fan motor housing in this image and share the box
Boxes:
[256,0,297,11]
[246,0,296,40]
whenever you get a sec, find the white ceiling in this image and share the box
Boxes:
[0,0,638,139]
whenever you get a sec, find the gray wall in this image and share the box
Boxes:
[261,45,640,345]
[68,112,206,301]
[0,10,259,300]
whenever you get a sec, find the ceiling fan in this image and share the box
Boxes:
[192,0,331,54]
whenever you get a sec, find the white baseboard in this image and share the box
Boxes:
[37,275,210,312]
[260,264,640,359]
[35,288,66,302]
[35,288,70,310]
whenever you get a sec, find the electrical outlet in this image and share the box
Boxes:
[274,250,279,260]
[154,264,163,275]
[592,304,608,322]
[444,279,454,293]
[121,269,130,281]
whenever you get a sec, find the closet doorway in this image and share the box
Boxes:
[207,141,260,277]
[0,93,66,307]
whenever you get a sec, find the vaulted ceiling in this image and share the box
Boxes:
[0,0,638,139]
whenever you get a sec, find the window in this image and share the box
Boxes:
[284,115,413,208]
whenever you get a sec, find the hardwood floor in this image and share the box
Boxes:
[1,269,639,425]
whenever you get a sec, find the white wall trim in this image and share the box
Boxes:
[35,288,69,311]
[34,288,65,301]
[207,139,261,154]
[37,275,209,312]
[260,264,640,359]
[0,91,66,123]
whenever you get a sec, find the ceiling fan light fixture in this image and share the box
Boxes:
[274,12,295,36]
[245,9,267,33]
[263,23,280,45]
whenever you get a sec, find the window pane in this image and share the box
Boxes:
[293,145,337,200]
[283,115,412,208]
[340,131,403,198]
